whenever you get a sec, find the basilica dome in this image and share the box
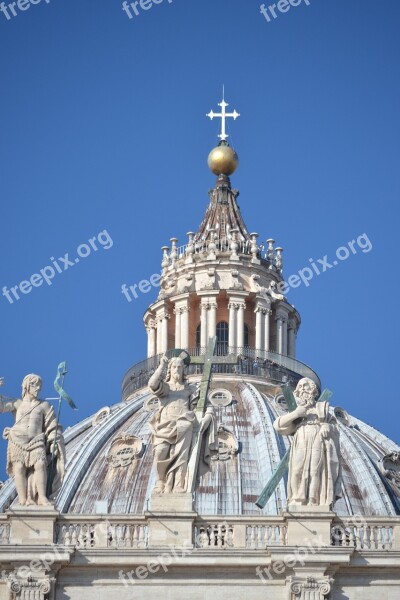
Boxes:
[1,107,398,521]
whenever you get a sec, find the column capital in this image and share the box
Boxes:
[288,576,333,600]
[157,310,170,321]
[6,574,52,600]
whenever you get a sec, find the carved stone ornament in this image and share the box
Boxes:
[230,269,243,290]
[7,574,51,600]
[289,577,333,600]
[211,426,239,462]
[381,452,400,488]
[92,406,111,427]
[106,434,143,469]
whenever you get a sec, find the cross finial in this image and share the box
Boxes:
[207,89,240,142]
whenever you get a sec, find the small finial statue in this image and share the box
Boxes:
[0,374,66,507]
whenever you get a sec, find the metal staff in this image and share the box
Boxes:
[47,361,77,497]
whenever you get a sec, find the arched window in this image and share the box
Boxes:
[216,321,229,355]
[244,324,250,347]
[196,324,201,348]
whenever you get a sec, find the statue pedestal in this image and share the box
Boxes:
[147,493,196,548]
[150,492,194,513]
[7,505,59,545]
[284,505,335,547]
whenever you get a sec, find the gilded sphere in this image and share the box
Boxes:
[208,144,239,176]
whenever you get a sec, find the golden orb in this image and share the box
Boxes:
[208,142,239,176]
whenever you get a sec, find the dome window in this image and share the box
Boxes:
[209,388,232,407]
[144,396,159,412]
[334,407,351,427]
[92,407,111,427]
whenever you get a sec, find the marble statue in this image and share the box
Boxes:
[273,377,341,508]
[0,374,66,506]
[148,355,215,494]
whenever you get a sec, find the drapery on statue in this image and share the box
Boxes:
[0,374,66,506]
[148,355,216,495]
[273,377,341,508]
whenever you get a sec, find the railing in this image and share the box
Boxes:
[173,238,276,268]
[246,522,287,549]
[194,518,288,549]
[56,522,96,549]
[331,518,396,551]
[107,522,148,549]
[121,346,320,401]
[194,521,234,548]
[55,517,149,549]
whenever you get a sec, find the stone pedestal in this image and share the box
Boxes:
[150,493,194,513]
[7,506,58,545]
[147,493,196,548]
[284,505,335,547]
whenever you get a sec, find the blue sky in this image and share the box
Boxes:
[1,0,399,479]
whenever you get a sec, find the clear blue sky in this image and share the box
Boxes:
[1,0,399,479]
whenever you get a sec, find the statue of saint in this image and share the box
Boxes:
[273,377,341,508]
[0,374,66,506]
[148,355,215,494]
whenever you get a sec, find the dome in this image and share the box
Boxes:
[1,374,398,516]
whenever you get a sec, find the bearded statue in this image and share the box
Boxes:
[273,377,342,508]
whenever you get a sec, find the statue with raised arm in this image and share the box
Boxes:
[0,374,66,507]
[273,377,341,508]
[148,356,199,494]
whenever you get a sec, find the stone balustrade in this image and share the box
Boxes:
[331,517,400,551]
[107,521,149,549]
[55,516,149,549]
[246,521,287,549]
[3,513,400,553]
[194,517,287,549]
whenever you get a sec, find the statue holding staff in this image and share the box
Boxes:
[273,377,341,508]
[0,374,66,506]
[148,355,216,495]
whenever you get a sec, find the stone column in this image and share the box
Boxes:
[236,302,245,349]
[288,319,297,357]
[200,300,208,348]
[180,306,189,349]
[282,317,288,355]
[160,311,169,353]
[208,300,218,340]
[264,308,271,352]
[255,306,263,352]
[147,321,157,357]
[228,302,237,350]
[276,314,284,354]
[156,316,162,354]
[174,307,181,348]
